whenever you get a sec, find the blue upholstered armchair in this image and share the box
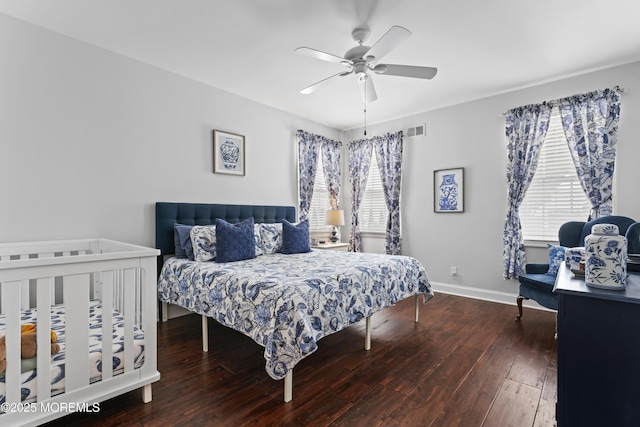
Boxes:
[516,215,639,320]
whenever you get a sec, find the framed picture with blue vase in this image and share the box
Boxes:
[434,167,464,213]
[213,129,245,176]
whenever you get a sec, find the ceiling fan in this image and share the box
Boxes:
[295,25,437,103]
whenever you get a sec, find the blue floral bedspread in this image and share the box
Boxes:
[157,250,433,380]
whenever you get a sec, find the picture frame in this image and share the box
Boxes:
[434,167,464,213]
[213,129,245,176]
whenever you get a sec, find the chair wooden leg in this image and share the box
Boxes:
[515,296,527,321]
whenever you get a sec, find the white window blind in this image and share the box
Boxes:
[520,106,591,242]
[360,156,388,233]
[307,156,331,231]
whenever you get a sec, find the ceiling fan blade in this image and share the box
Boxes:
[373,64,438,79]
[357,75,378,103]
[300,71,350,94]
[365,26,411,64]
[295,47,348,65]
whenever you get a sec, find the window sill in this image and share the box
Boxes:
[360,231,386,238]
[524,240,559,248]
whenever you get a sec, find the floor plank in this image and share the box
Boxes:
[482,378,541,427]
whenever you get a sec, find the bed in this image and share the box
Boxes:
[0,239,160,427]
[155,202,433,402]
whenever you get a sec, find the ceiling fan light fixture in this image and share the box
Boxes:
[353,62,368,76]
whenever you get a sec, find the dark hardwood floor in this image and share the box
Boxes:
[45,293,557,427]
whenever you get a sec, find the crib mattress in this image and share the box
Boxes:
[0,300,145,404]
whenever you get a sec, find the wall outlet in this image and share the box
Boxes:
[450,267,458,276]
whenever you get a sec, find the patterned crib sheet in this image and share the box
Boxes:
[0,300,145,404]
[158,250,433,380]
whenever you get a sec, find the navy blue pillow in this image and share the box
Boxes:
[174,224,194,260]
[282,219,311,254]
[215,218,256,263]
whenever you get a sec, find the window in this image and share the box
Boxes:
[306,156,331,231]
[360,156,388,233]
[520,106,591,241]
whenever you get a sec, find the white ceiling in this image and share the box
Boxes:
[1,0,639,130]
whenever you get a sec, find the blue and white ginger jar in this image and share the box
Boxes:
[584,223,627,290]
[438,174,458,211]
[220,138,240,170]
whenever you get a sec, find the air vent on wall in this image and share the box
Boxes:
[406,123,425,138]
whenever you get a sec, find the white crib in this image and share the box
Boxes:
[0,238,160,427]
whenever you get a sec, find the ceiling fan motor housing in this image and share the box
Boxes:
[344,45,371,62]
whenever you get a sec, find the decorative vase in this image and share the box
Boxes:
[584,224,627,290]
[220,138,240,170]
[438,173,458,211]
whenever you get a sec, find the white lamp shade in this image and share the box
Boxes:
[325,209,345,226]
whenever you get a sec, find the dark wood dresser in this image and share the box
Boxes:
[554,264,640,426]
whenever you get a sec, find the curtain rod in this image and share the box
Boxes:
[501,86,626,116]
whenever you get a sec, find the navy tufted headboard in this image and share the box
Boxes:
[155,202,296,256]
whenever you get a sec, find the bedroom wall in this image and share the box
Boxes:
[344,60,640,307]
[0,14,341,248]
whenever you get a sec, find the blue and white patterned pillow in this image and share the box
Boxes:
[259,223,283,254]
[215,218,256,263]
[190,225,217,262]
[546,244,566,276]
[254,224,264,257]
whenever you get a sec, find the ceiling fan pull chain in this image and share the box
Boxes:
[364,104,367,136]
[364,80,367,135]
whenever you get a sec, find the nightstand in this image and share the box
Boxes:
[311,242,349,252]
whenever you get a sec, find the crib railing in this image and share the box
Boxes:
[0,239,160,426]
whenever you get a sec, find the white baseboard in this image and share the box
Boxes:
[430,281,554,312]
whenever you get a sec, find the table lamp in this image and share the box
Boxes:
[325,209,345,243]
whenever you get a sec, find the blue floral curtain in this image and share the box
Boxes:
[297,130,320,221]
[321,138,342,209]
[297,130,342,220]
[348,139,373,252]
[503,103,552,279]
[558,88,621,219]
[373,131,403,255]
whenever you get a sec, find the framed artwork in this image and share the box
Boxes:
[434,167,464,213]
[213,130,245,176]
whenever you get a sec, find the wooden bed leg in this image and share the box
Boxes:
[142,384,152,403]
[161,302,169,322]
[202,315,209,352]
[515,296,527,321]
[415,294,420,323]
[284,370,293,402]
[365,316,371,351]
